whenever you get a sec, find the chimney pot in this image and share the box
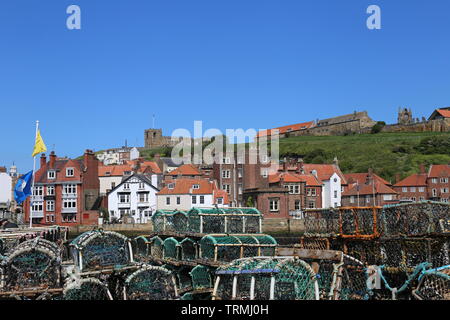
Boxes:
[49,152,56,168]
[40,154,47,169]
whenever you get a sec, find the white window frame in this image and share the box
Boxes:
[46,200,55,212]
[48,171,56,179]
[269,199,279,212]
[66,168,74,177]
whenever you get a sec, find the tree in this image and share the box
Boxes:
[371,121,386,134]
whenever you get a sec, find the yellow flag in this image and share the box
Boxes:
[32,130,47,157]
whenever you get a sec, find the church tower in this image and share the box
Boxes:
[397,107,413,125]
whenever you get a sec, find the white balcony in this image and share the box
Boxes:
[62,207,77,214]
[62,193,77,199]
[118,202,131,208]
[137,202,149,207]
[30,211,44,218]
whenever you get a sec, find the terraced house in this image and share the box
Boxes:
[24,150,100,226]
[156,178,229,211]
[394,164,450,203]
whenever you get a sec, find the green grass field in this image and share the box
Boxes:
[135,132,450,183]
[278,132,450,182]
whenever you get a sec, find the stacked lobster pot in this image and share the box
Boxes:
[134,207,275,300]
[299,201,450,300]
[0,238,63,300]
[65,229,177,300]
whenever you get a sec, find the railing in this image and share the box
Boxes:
[62,207,77,214]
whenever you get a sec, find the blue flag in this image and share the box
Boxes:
[14,170,33,205]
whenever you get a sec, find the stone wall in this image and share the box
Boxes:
[382,119,450,133]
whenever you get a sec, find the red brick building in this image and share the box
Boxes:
[394,164,450,203]
[244,159,323,218]
[342,170,399,207]
[24,150,100,226]
[212,150,272,207]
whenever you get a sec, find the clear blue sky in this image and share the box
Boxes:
[1,0,450,172]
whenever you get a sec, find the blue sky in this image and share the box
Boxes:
[1,0,450,172]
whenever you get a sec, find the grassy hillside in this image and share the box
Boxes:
[137,132,450,183]
[278,132,450,183]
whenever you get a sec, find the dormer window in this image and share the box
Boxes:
[168,183,175,189]
[192,184,200,189]
[66,168,74,177]
[48,171,56,179]
[124,171,131,176]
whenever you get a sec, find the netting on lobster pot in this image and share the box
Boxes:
[382,202,450,237]
[190,265,216,290]
[303,208,340,237]
[214,257,319,300]
[70,230,132,272]
[180,238,197,261]
[149,236,163,259]
[199,235,241,262]
[163,237,180,260]
[173,211,189,233]
[151,210,181,233]
[63,278,112,300]
[187,207,263,234]
[342,239,381,266]
[199,235,277,262]
[298,237,331,250]
[163,264,193,290]
[132,236,150,261]
[413,265,450,300]
[1,238,61,291]
[124,266,177,300]
[337,254,370,300]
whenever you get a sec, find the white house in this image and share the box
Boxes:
[107,173,159,223]
[321,172,342,208]
[303,163,345,208]
[97,147,140,165]
[0,167,12,210]
[156,178,229,211]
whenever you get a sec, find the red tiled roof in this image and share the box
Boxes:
[257,121,315,138]
[35,159,83,184]
[436,109,450,118]
[393,173,427,187]
[167,164,203,176]
[343,181,397,196]
[428,164,450,178]
[302,164,347,184]
[99,164,132,177]
[213,189,230,205]
[345,173,391,186]
[99,161,162,177]
[269,172,322,186]
[158,178,215,195]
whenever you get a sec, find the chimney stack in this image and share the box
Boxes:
[49,151,56,169]
[283,157,288,172]
[40,154,47,168]
[419,164,426,174]
[296,158,304,174]
[84,149,94,168]
[333,156,339,167]
[395,173,401,183]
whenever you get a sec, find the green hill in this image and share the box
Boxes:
[278,132,450,183]
[139,132,450,183]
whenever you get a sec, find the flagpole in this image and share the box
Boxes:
[29,120,39,228]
